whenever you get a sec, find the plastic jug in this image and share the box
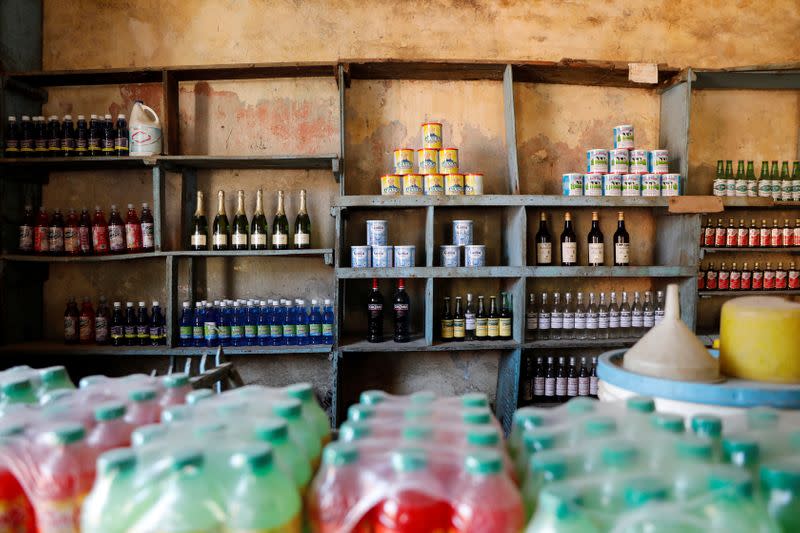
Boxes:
[87,402,133,451]
[129,101,162,156]
[81,448,138,533]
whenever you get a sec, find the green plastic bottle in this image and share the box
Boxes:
[518,431,558,480]
[403,425,435,443]
[272,398,321,467]
[461,392,489,408]
[466,426,501,448]
[81,448,138,533]
[566,397,597,415]
[186,388,214,405]
[747,407,780,430]
[650,413,685,434]
[527,485,599,533]
[706,466,779,533]
[254,418,312,493]
[337,421,372,442]
[1,377,38,405]
[225,444,301,533]
[761,459,800,532]
[723,435,760,480]
[523,451,569,520]
[284,382,331,445]
[509,408,545,460]
[38,365,75,396]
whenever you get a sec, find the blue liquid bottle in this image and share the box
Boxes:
[322,298,334,345]
[245,300,258,346]
[295,299,310,346]
[149,301,165,346]
[270,301,284,346]
[218,301,232,347]
[193,302,205,347]
[179,301,193,347]
[308,299,323,345]
[257,300,271,346]
[231,301,245,347]
[283,299,297,346]
[204,302,219,347]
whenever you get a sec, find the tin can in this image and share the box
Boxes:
[424,174,445,196]
[452,220,474,246]
[393,148,415,175]
[380,174,402,196]
[372,245,394,268]
[351,246,371,268]
[586,149,609,174]
[660,173,681,196]
[394,245,416,267]
[402,174,424,196]
[464,173,484,195]
[613,125,635,150]
[422,122,443,149]
[445,173,464,195]
[440,245,461,267]
[647,150,669,174]
[562,173,583,196]
[366,220,388,247]
[622,174,641,196]
[418,148,439,174]
[583,174,603,196]
[641,174,661,196]
[439,148,459,174]
[464,245,486,267]
[629,150,648,174]
[609,148,630,174]
[603,174,622,196]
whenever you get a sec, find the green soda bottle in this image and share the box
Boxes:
[761,460,800,532]
[518,431,558,480]
[466,426,501,449]
[225,444,301,533]
[38,365,75,396]
[255,418,312,494]
[583,416,618,439]
[522,451,569,521]
[527,485,598,533]
[1,377,38,405]
[346,404,375,422]
[81,449,138,533]
[272,398,321,468]
[359,389,387,405]
[284,382,331,446]
[403,425,435,443]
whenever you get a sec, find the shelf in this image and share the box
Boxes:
[0,341,332,356]
[157,155,339,172]
[2,249,334,265]
[1,252,161,263]
[523,337,641,349]
[0,156,156,171]
[702,247,800,254]
[335,267,519,279]
[693,67,800,90]
[339,336,429,352]
[428,339,519,351]
[524,266,695,278]
[335,195,671,208]
[698,290,800,298]
[512,60,680,88]
[339,336,516,352]
[719,197,800,208]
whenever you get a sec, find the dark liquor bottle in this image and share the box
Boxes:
[212,190,230,251]
[587,211,604,266]
[613,211,630,266]
[718,261,730,290]
[464,293,476,341]
[705,261,718,290]
[110,301,125,346]
[555,356,567,402]
[231,190,249,251]
[136,301,149,346]
[487,296,499,339]
[544,356,556,401]
[535,212,553,266]
[499,292,512,340]
[272,190,289,250]
[393,278,410,343]
[523,355,534,404]
[190,191,208,250]
[475,296,488,340]
[124,301,137,346]
[533,357,545,401]
[367,278,384,343]
[441,296,454,342]
[250,189,269,250]
[589,357,599,398]
[560,212,577,266]
[453,296,465,341]
[578,357,590,397]
[293,189,311,249]
[566,357,578,398]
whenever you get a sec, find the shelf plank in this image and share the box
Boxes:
[0,341,331,356]
[157,155,339,171]
[693,68,800,90]
[525,266,695,278]
[719,197,800,208]
[523,337,640,349]
[702,247,800,254]
[0,156,156,171]
[339,336,430,352]
[513,60,680,88]
[345,61,506,81]
[2,249,334,264]
[337,266,693,279]
[335,267,520,279]
[334,195,672,208]
[698,290,800,298]
[1,252,162,263]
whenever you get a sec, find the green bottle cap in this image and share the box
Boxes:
[410,391,436,405]
[2,378,34,400]
[747,408,780,429]
[0,424,25,438]
[40,366,71,386]
[132,424,168,447]
[338,421,371,442]
[584,416,617,437]
[722,436,760,466]
[171,450,204,471]
[466,426,500,447]
[230,444,273,471]
[465,450,503,475]
[691,414,723,438]
[523,431,557,454]
[186,389,214,405]
[129,387,157,402]
[162,373,189,389]
[323,442,359,466]
[272,398,302,420]
[193,421,226,436]
[602,442,639,468]
[98,448,137,474]
[94,401,126,422]
[404,407,433,421]
[403,425,434,442]
[391,449,428,472]
[347,404,375,422]
[43,423,85,446]
[254,419,289,444]
[626,396,655,414]
[651,413,685,434]
[461,392,489,408]
[761,460,800,491]
[566,397,597,415]
[462,407,492,425]
[624,478,670,508]
[676,436,713,461]
[40,389,74,405]
[531,452,569,481]
[539,486,582,520]
[513,408,545,431]
[708,466,753,498]
[284,382,314,402]
[359,390,387,405]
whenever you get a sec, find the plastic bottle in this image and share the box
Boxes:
[308,299,323,344]
[33,115,47,156]
[1,377,38,405]
[91,296,109,345]
[179,301,193,347]
[244,300,257,346]
[101,114,115,155]
[161,373,191,407]
[64,208,80,255]
[270,301,284,346]
[218,301,232,346]
[79,296,95,344]
[75,114,88,155]
[283,300,297,346]
[186,389,214,406]
[61,114,76,156]
[136,301,149,346]
[192,301,205,347]
[228,301,244,346]
[125,203,142,252]
[204,302,219,347]
[0,424,36,531]
[272,398,322,467]
[4,115,20,156]
[150,301,165,346]
[253,419,312,495]
[81,448,137,533]
[87,114,101,156]
[108,204,126,254]
[322,298,334,344]
[129,101,163,156]
[87,402,133,451]
[91,205,110,254]
[39,365,75,396]
[308,442,372,533]
[77,207,92,255]
[34,206,50,254]
[761,460,800,531]
[125,387,160,425]
[48,207,65,255]
[18,204,34,253]
[453,450,524,533]
[110,301,124,346]
[140,202,155,252]
[114,114,129,156]
[295,299,310,346]
[64,297,80,344]
[285,382,331,446]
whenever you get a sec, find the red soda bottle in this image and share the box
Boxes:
[78,207,92,255]
[705,262,718,290]
[741,262,752,290]
[108,204,126,254]
[79,297,95,344]
[140,202,155,252]
[775,262,788,289]
[48,207,65,255]
[34,206,50,254]
[124,387,161,426]
[752,262,764,290]
[64,297,79,344]
[64,208,80,255]
[160,373,192,408]
[308,442,372,533]
[18,204,34,253]
[0,425,36,532]
[124,203,142,252]
[91,206,109,255]
[87,402,133,451]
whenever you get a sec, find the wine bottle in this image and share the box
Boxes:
[487,296,499,339]
[587,211,604,266]
[393,278,410,343]
[250,188,268,250]
[441,296,454,341]
[190,191,208,250]
[464,293,476,341]
[499,292,512,340]
[613,211,630,266]
[212,190,230,251]
[560,212,577,266]
[453,296,465,341]
[231,189,249,251]
[272,190,289,250]
[535,212,553,265]
[475,295,487,340]
[293,189,311,249]
[367,278,384,343]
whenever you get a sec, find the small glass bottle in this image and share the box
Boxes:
[537,292,550,341]
[585,292,598,340]
[619,292,632,338]
[574,292,587,340]
[598,292,609,339]
[608,292,620,339]
[562,292,575,340]
[549,292,562,341]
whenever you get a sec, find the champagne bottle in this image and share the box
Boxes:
[293,189,311,249]
[212,190,230,251]
[250,188,268,250]
[272,190,289,250]
[231,190,249,251]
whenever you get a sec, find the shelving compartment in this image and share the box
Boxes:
[339,207,428,268]
[433,206,525,267]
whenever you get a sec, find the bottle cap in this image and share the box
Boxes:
[127,203,134,209]
[138,301,145,307]
[42,423,86,446]
[129,387,157,402]
[324,299,332,305]
[339,421,371,442]
[531,451,569,481]
[182,301,190,308]
[462,407,492,425]
[624,477,669,508]
[392,448,428,473]
[117,114,126,119]
[465,450,503,475]
[98,448,137,475]
[142,202,149,208]
[691,414,723,438]
[584,416,617,437]
[90,114,98,119]
[152,301,159,307]
[323,442,359,466]
[2,378,34,400]
[233,301,240,307]
[761,460,800,491]
[40,365,70,386]
[254,419,289,444]
[113,302,121,307]
[170,450,204,471]
[77,114,85,120]
[284,382,313,402]
[311,299,318,305]
[347,404,375,422]
[94,401,126,421]
[272,398,302,420]
[49,115,58,121]
[626,396,655,414]
[651,413,684,434]
[676,435,713,461]
[163,373,189,389]
[64,114,72,120]
[466,426,500,447]
[523,431,557,454]
[110,204,117,211]
[722,436,760,466]
[104,114,112,119]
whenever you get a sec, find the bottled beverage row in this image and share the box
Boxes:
[64,298,165,345]
[521,355,599,403]
[190,189,311,251]
[439,292,513,342]
[712,159,800,200]
[533,211,631,266]
[180,298,334,348]
[4,113,129,157]
[699,261,799,291]
[701,217,800,248]
[526,290,664,341]
[19,203,154,255]
[366,279,411,343]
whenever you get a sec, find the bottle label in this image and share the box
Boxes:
[111,326,124,340]
[204,322,217,340]
[115,136,129,150]
[149,326,162,341]
[574,311,586,329]
[586,313,598,329]
[752,271,763,289]
[776,271,788,289]
[295,324,308,337]
[309,323,322,336]
[124,325,136,339]
[34,226,49,252]
[550,311,563,329]
[655,309,665,324]
[538,312,550,330]
[730,271,741,289]
[614,243,630,264]
[64,227,79,253]
[19,225,33,251]
[609,310,620,328]
[487,317,500,337]
[192,325,204,339]
[48,227,64,252]
[737,228,748,247]
[465,312,476,331]
[179,326,192,340]
[770,229,781,247]
[725,229,737,247]
[476,318,488,337]
[714,229,725,247]
[244,325,256,338]
[631,310,643,327]
[270,324,282,337]
[79,316,93,341]
[137,325,149,339]
[536,243,552,264]
[322,323,334,337]
[294,232,310,246]
[561,242,577,263]
[644,312,655,328]
[567,377,578,397]
[794,227,800,246]
[555,377,566,397]
[282,324,296,337]
[498,318,511,338]
[760,229,770,246]
[789,270,799,289]
[217,325,231,340]
[453,319,466,338]
[620,310,632,328]
[562,311,575,330]
[251,233,267,246]
[232,233,248,246]
[598,310,609,329]
[703,228,715,246]
[588,242,604,264]
[191,234,207,247]
[578,377,589,396]
[256,324,269,338]
[590,376,598,395]
[231,325,243,339]
[272,233,288,246]
[108,224,125,251]
[534,376,545,397]
[741,271,752,289]
[213,234,228,247]
[441,319,454,339]
[92,226,109,252]
[95,317,108,342]
[748,229,759,247]
[125,223,141,250]
[718,271,730,290]
[141,222,154,249]
[544,377,555,397]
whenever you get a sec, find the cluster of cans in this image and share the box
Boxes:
[351,220,416,268]
[440,220,486,267]
[380,122,484,196]
[562,125,680,197]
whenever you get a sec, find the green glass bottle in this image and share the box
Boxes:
[792,161,800,201]
[231,189,249,251]
[758,161,771,198]
[189,191,208,251]
[735,160,746,197]
[712,160,725,196]
[770,161,780,200]
[745,161,757,197]
[724,160,734,196]
[250,188,268,250]
[212,190,230,251]
[780,161,792,201]
[293,189,311,249]
[271,191,289,250]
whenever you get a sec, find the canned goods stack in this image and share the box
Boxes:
[380,121,485,197]
[440,220,486,267]
[351,220,416,268]
[562,124,681,198]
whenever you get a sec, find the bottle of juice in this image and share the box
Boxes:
[136,301,149,346]
[18,204,34,253]
[78,207,92,255]
[179,301,193,347]
[48,207,65,255]
[225,444,301,532]
[509,408,545,461]
[124,203,142,252]
[308,299,323,344]
[272,398,321,468]
[110,301,125,346]
[527,485,597,533]
[706,467,778,533]
[64,297,80,344]
[81,448,137,533]
[125,387,160,425]
[124,302,137,346]
[160,373,191,407]
[0,424,36,532]
[39,365,75,395]
[270,301,284,346]
[75,115,88,155]
[87,402,133,451]
[284,382,331,446]
[64,208,80,255]
[322,299,334,344]
[79,297,95,344]
[91,205,109,255]
[114,114,129,157]
[140,202,154,252]
[108,204,126,254]
[193,302,205,347]
[307,442,371,533]
[95,296,110,345]
[150,301,165,346]
[295,299,310,346]
[33,206,50,254]
[87,114,101,156]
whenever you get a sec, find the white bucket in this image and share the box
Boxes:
[129,101,162,156]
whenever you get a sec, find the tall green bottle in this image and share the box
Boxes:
[231,189,249,251]
[250,188,268,250]
[212,190,230,251]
